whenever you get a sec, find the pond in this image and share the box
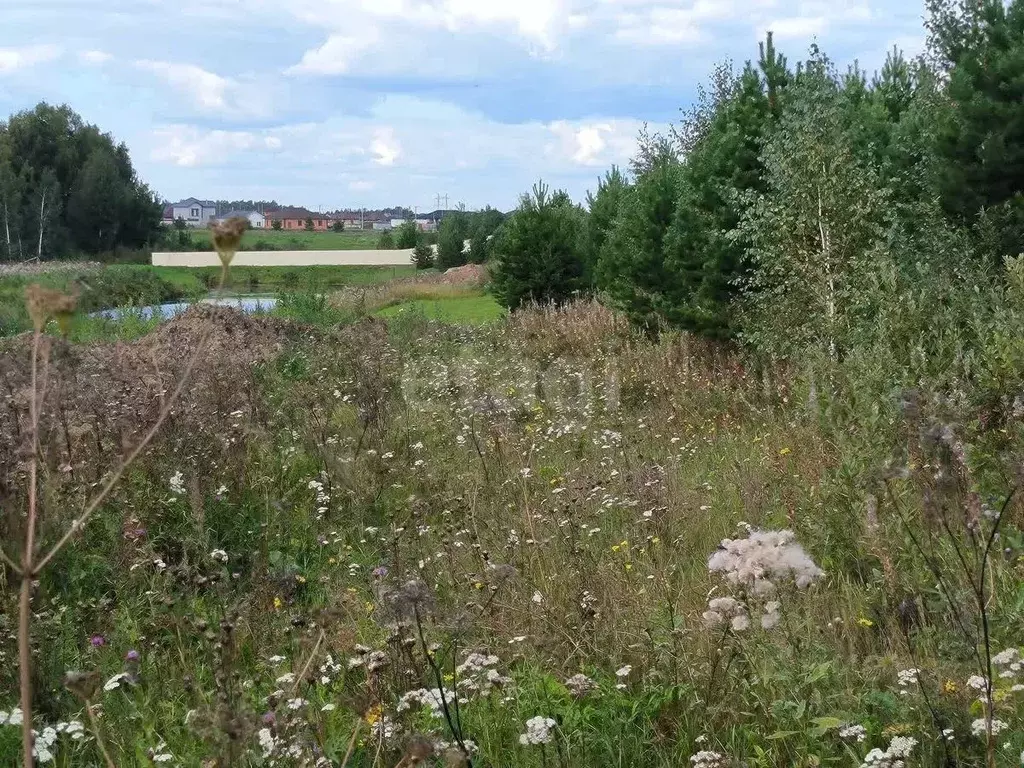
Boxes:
[95,295,279,320]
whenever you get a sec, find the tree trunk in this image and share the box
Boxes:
[2,200,10,259]
[36,189,46,260]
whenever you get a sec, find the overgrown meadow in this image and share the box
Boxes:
[1,292,1023,767]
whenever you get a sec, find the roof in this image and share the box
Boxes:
[263,207,328,220]
[220,209,264,219]
[171,197,216,207]
[420,209,459,222]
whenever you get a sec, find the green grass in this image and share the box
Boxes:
[186,228,381,251]
[374,293,506,324]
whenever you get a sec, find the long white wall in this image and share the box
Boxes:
[152,250,414,267]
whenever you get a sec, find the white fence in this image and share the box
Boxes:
[152,250,414,267]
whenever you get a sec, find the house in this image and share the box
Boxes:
[372,220,393,231]
[390,218,412,229]
[219,210,265,229]
[170,198,217,227]
[263,207,335,231]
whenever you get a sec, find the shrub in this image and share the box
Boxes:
[377,230,395,250]
[412,242,435,270]
[396,220,419,249]
[491,181,587,309]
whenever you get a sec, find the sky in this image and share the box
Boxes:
[0,0,927,212]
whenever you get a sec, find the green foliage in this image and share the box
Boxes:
[468,206,506,264]
[411,241,435,269]
[584,167,628,284]
[929,0,1024,260]
[596,156,682,330]
[491,182,587,309]
[331,219,344,232]
[737,55,890,360]
[272,218,282,230]
[304,217,315,231]
[436,211,470,269]
[0,102,161,259]
[377,230,395,250]
[395,220,419,249]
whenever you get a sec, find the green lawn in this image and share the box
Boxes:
[148,264,416,292]
[374,294,506,324]
[186,228,381,251]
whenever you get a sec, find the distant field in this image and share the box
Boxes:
[374,294,506,324]
[148,264,417,292]
[188,228,380,250]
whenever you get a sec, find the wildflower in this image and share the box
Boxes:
[519,716,557,746]
[943,679,957,694]
[103,672,132,691]
[89,635,105,647]
[707,528,824,590]
[971,717,1008,737]
[532,590,544,605]
[210,548,228,563]
[857,618,874,627]
[860,735,917,767]
[615,665,632,678]
[564,673,597,698]
[897,668,919,695]
[839,723,867,742]
[169,471,186,496]
[690,750,729,767]
[258,727,277,757]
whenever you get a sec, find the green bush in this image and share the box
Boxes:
[411,242,435,269]
[491,182,587,309]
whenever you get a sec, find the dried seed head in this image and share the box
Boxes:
[209,216,247,277]
[63,669,101,700]
[25,283,79,332]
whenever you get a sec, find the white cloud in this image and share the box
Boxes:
[0,44,61,74]
[371,127,401,166]
[765,16,827,40]
[548,120,638,166]
[79,50,113,65]
[151,125,266,167]
[286,31,380,75]
[134,60,268,117]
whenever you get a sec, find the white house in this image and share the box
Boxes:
[170,198,217,227]
[219,210,266,229]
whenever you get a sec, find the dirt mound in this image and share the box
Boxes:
[439,263,488,286]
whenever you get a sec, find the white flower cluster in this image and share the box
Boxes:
[689,750,729,767]
[897,668,919,695]
[564,673,597,698]
[519,716,557,746]
[398,688,452,718]
[970,717,1008,737]
[258,727,277,758]
[993,647,1024,690]
[308,477,330,518]
[0,711,86,764]
[708,529,825,590]
[210,548,229,563]
[704,529,823,631]
[169,471,186,496]
[839,723,867,742]
[456,652,511,696]
[703,597,750,632]
[860,736,917,768]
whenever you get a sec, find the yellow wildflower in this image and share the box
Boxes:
[857,618,874,628]
[273,596,282,610]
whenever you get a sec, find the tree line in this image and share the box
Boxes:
[0,103,163,261]
[488,0,1024,371]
